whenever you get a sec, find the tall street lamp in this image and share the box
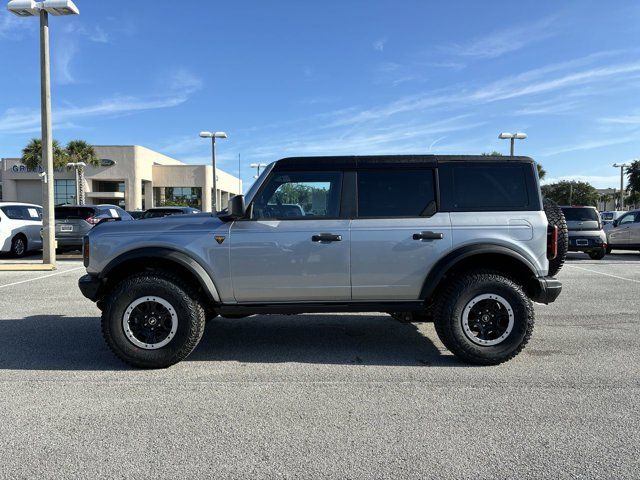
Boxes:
[199,131,227,212]
[250,163,268,179]
[612,162,630,210]
[498,132,527,156]
[8,0,80,267]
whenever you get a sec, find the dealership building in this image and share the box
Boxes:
[0,145,242,212]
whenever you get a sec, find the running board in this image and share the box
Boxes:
[217,301,426,316]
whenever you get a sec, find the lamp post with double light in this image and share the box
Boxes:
[199,131,227,212]
[7,0,80,266]
[498,132,527,156]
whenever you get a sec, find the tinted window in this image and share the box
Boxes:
[1,206,42,220]
[55,207,96,220]
[357,170,436,217]
[561,207,599,222]
[618,213,636,225]
[444,163,533,210]
[251,171,342,219]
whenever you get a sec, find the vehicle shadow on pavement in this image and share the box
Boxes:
[0,315,126,371]
[0,314,464,370]
[192,314,465,367]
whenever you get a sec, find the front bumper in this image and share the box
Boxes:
[529,276,562,304]
[78,274,102,302]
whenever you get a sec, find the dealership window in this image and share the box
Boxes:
[357,169,436,217]
[153,187,202,208]
[54,179,77,206]
[94,181,125,193]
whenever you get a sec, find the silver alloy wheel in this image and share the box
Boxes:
[461,293,514,346]
[122,296,178,350]
[13,237,25,256]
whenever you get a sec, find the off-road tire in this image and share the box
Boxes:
[434,271,534,365]
[588,248,606,260]
[10,234,27,258]
[101,272,206,368]
[543,198,568,277]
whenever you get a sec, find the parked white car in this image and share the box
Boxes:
[0,202,43,257]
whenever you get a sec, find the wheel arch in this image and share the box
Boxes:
[420,244,538,301]
[100,247,221,303]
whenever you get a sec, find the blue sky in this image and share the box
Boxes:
[1,0,639,190]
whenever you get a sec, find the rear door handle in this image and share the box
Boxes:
[413,231,444,240]
[312,233,342,242]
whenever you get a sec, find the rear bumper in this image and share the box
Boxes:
[529,276,562,304]
[78,274,102,302]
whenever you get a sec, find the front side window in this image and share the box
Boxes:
[251,171,342,219]
[618,213,635,225]
[357,169,436,217]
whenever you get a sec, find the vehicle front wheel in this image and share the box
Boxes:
[434,272,534,365]
[588,248,606,260]
[101,272,206,368]
[11,234,27,258]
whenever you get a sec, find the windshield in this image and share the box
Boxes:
[244,162,275,205]
[561,207,599,222]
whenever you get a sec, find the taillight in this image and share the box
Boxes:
[547,225,558,260]
[86,216,99,225]
[83,236,90,267]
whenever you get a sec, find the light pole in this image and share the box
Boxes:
[612,162,630,210]
[66,161,86,205]
[250,163,268,179]
[8,0,80,267]
[199,131,227,212]
[498,132,527,156]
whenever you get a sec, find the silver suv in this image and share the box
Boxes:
[79,155,563,368]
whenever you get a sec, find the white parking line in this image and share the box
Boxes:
[0,266,85,289]
[566,264,640,284]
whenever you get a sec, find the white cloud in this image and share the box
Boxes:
[445,16,558,59]
[540,135,639,157]
[53,40,78,85]
[373,38,386,52]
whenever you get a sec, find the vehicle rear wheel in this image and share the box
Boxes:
[11,234,27,258]
[101,272,206,368]
[543,198,568,277]
[434,271,534,365]
[588,248,606,260]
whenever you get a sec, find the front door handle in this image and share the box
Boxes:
[312,233,342,242]
[413,231,444,240]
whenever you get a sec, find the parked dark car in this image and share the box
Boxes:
[127,210,146,220]
[55,204,133,250]
[139,206,200,219]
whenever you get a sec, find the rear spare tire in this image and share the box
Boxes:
[543,198,568,277]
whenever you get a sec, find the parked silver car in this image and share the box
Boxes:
[0,202,43,257]
[560,206,607,259]
[55,204,133,250]
[606,209,640,253]
[79,155,564,368]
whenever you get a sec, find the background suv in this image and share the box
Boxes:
[606,209,640,253]
[0,202,43,257]
[55,204,133,250]
[560,206,607,259]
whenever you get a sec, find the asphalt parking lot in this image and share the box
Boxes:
[0,253,638,479]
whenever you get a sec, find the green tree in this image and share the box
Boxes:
[627,190,640,209]
[480,151,503,156]
[625,160,640,194]
[541,181,599,206]
[65,140,100,167]
[536,163,546,180]
[21,138,68,171]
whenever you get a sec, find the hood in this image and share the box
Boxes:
[89,212,224,236]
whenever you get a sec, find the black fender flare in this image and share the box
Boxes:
[420,244,538,300]
[100,247,221,303]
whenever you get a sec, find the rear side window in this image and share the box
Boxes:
[357,169,436,217]
[440,163,539,211]
[1,206,42,220]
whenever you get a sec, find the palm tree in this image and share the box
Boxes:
[65,140,99,205]
[536,163,546,181]
[21,138,68,171]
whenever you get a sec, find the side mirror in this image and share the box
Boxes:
[221,195,245,221]
[612,219,619,227]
